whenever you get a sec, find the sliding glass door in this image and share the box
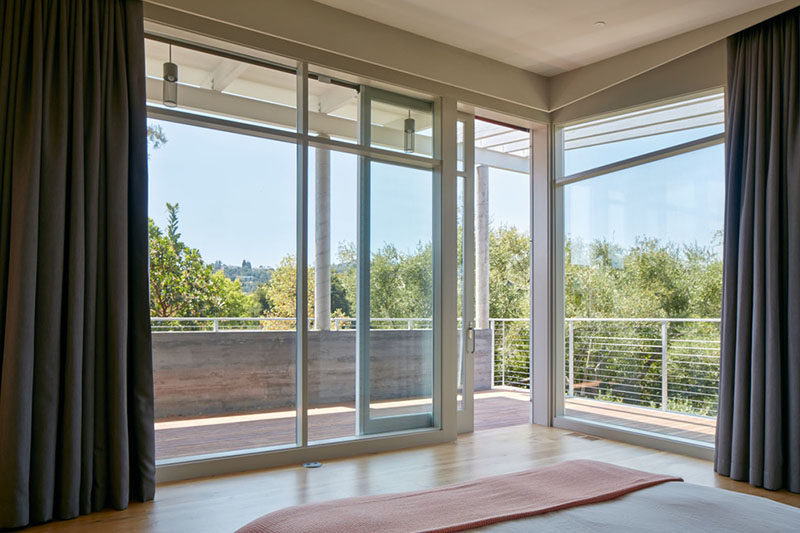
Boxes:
[457,113,476,433]
[146,33,453,472]
[356,88,437,434]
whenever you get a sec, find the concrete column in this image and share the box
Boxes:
[315,139,331,330]
[476,164,490,329]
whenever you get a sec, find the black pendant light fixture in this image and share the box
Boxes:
[163,44,178,108]
[404,110,415,153]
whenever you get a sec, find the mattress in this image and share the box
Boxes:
[476,481,800,532]
[239,460,800,532]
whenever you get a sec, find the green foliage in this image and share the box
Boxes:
[369,243,433,318]
[488,226,530,319]
[148,207,248,318]
[562,236,723,416]
[146,124,167,156]
[259,255,311,329]
[252,241,433,326]
[147,197,722,416]
[166,202,181,244]
[565,236,722,320]
[330,273,353,317]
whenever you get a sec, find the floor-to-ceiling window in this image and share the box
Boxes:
[145,39,301,461]
[144,36,446,466]
[555,92,725,447]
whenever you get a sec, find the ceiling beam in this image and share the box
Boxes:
[199,59,249,91]
[316,86,356,114]
[147,77,529,173]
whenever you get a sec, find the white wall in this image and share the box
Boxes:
[144,0,800,124]
[550,41,726,126]
[143,0,550,123]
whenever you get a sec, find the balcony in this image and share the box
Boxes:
[152,317,719,460]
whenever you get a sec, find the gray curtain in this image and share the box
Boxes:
[0,0,155,527]
[715,7,800,493]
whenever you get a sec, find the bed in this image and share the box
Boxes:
[238,460,800,532]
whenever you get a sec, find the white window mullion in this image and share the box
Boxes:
[296,61,309,448]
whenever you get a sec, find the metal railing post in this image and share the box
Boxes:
[661,320,668,411]
[568,319,574,397]
[150,315,722,417]
[501,320,507,387]
[490,319,496,387]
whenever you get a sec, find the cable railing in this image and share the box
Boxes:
[489,318,531,389]
[565,318,721,418]
[150,316,435,332]
[487,317,720,418]
[151,315,721,418]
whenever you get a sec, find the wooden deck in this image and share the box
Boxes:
[564,397,716,444]
[155,390,715,460]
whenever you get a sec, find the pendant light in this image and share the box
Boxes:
[404,110,415,153]
[163,45,178,108]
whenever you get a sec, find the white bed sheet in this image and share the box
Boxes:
[473,481,800,532]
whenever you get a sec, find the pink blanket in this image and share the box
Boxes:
[238,459,682,533]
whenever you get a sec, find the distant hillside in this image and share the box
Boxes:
[212,260,272,293]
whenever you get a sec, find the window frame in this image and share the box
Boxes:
[145,33,459,483]
[548,88,726,461]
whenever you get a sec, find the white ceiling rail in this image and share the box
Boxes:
[455,144,529,173]
[145,77,432,152]
[557,132,724,186]
[566,93,722,131]
[146,105,439,171]
[564,94,724,150]
[146,78,531,174]
[199,59,250,91]
[565,115,724,150]
[315,85,356,114]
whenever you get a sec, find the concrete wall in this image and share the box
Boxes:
[153,329,493,419]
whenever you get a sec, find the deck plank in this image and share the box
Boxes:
[155,390,715,460]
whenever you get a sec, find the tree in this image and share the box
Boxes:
[330,273,353,317]
[488,226,530,319]
[259,255,313,327]
[149,206,248,318]
[562,234,723,414]
[166,202,181,244]
[147,124,167,150]
[564,236,722,320]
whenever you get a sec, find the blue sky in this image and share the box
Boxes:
[147,119,722,268]
[564,125,725,260]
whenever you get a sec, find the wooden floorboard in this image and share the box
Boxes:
[30,422,800,532]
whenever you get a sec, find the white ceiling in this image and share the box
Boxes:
[315,0,783,76]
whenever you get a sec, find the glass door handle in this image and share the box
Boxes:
[467,321,475,354]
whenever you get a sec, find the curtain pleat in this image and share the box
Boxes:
[715,7,800,494]
[0,1,155,527]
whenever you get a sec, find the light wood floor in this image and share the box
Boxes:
[30,423,800,532]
